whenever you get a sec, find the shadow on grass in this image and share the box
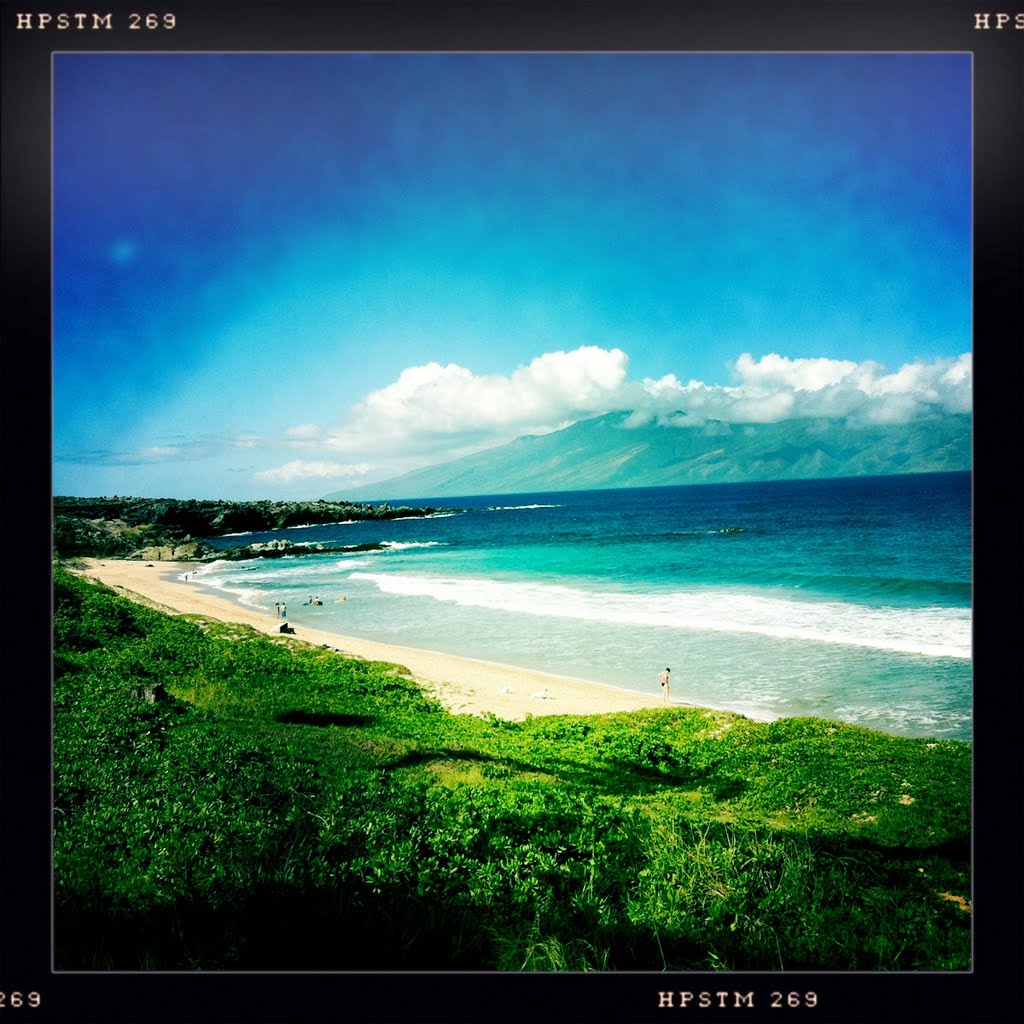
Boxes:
[384,745,748,799]
[275,710,376,728]
[384,746,550,776]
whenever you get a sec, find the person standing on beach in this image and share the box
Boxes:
[275,602,281,618]
[281,603,287,619]
[659,667,671,703]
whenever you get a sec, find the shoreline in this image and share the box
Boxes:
[71,559,695,721]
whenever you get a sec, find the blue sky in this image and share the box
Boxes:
[53,52,971,499]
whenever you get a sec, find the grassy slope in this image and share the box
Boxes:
[53,565,971,971]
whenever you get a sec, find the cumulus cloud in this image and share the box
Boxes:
[336,346,628,446]
[253,460,373,484]
[628,352,971,428]
[730,352,861,391]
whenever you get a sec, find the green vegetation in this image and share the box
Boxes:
[52,495,455,560]
[54,564,971,971]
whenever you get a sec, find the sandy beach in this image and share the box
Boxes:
[72,559,676,721]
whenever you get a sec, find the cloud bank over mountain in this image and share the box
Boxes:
[631,350,971,428]
[282,347,970,487]
[71,346,971,495]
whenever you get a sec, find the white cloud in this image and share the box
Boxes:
[731,352,860,391]
[326,346,629,462]
[348,345,628,439]
[253,460,373,484]
[630,352,971,428]
[112,445,182,464]
[285,423,323,440]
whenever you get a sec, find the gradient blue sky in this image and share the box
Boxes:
[53,52,971,499]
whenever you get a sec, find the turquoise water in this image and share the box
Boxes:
[193,472,972,740]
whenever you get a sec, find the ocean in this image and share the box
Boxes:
[192,472,972,741]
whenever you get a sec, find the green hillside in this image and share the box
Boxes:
[54,564,971,971]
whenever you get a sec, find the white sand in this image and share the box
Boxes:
[72,559,677,721]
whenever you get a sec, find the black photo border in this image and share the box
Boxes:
[3,1,1021,1021]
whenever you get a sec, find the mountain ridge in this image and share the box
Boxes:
[329,411,971,502]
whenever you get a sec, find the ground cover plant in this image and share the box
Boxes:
[53,565,971,971]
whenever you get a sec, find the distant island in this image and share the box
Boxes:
[53,495,455,562]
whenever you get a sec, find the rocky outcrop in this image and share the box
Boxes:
[52,497,456,560]
[130,541,206,562]
[210,539,389,562]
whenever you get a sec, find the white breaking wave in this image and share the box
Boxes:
[187,571,270,609]
[831,704,971,736]
[346,572,972,659]
[326,541,443,564]
[200,559,347,585]
[391,511,462,520]
[485,504,562,511]
[285,520,359,529]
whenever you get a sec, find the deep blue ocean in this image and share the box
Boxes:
[192,472,971,740]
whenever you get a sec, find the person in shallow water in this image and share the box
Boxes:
[659,667,671,703]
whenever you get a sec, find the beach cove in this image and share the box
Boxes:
[61,476,973,740]
[73,559,680,722]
